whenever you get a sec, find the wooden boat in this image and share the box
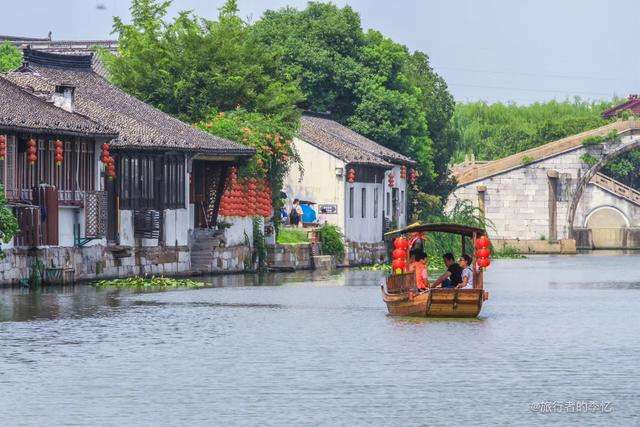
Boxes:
[381,223,490,318]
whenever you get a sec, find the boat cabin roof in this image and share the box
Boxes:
[384,222,486,238]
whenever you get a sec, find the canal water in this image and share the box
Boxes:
[1,254,639,426]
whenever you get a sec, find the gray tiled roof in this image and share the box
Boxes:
[2,49,254,156]
[0,77,115,137]
[300,114,415,167]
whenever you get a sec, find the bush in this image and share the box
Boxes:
[318,224,345,259]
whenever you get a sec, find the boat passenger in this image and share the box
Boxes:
[432,253,462,289]
[457,254,474,289]
[408,250,429,291]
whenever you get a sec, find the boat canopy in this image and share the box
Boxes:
[384,222,486,238]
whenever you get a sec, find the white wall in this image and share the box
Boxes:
[344,181,385,243]
[284,137,346,230]
[220,216,254,246]
[575,184,640,228]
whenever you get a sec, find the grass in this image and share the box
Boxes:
[93,276,208,289]
[276,228,309,244]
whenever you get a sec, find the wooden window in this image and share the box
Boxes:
[361,188,366,218]
[10,136,94,204]
[386,192,390,217]
[118,152,185,210]
[374,187,379,219]
[349,187,354,218]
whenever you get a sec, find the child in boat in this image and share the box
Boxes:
[457,254,474,289]
[408,250,429,291]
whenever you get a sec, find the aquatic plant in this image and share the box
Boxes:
[93,276,208,289]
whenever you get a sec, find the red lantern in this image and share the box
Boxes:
[476,247,490,258]
[477,257,491,268]
[392,248,406,260]
[392,258,405,271]
[475,235,490,249]
[388,172,395,187]
[400,165,407,179]
[393,237,406,249]
[347,168,356,183]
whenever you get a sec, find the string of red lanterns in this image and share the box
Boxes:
[218,167,273,218]
[475,235,491,268]
[400,165,407,179]
[27,138,37,165]
[0,135,6,161]
[391,237,409,274]
[387,172,396,188]
[101,143,116,180]
[54,140,64,166]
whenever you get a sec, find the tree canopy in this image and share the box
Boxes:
[0,42,22,72]
[251,2,457,200]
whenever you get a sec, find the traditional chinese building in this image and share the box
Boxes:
[284,113,416,255]
[0,49,255,284]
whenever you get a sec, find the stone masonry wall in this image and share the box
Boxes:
[267,244,318,271]
[342,241,388,267]
[0,245,192,285]
[448,148,590,241]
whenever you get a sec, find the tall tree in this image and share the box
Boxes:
[251,3,457,201]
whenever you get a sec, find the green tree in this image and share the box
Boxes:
[0,42,22,72]
[0,185,19,258]
[252,3,456,200]
[102,0,302,124]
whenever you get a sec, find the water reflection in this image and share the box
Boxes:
[1,254,640,425]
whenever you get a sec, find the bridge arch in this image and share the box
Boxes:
[584,205,630,228]
[566,129,640,237]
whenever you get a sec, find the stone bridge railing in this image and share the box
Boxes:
[590,173,640,207]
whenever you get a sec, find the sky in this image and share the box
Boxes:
[2,0,639,104]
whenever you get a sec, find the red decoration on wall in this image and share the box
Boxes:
[0,135,6,161]
[27,138,37,165]
[387,172,396,188]
[347,168,356,183]
[400,165,407,179]
[54,140,64,166]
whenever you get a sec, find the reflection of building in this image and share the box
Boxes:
[284,113,416,244]
[0,49,254,284]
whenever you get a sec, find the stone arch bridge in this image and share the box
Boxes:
[448,120,640,252]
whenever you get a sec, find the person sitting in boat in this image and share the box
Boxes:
[432,253,463,289]
[456,254,474,289]
[407,249,429,291]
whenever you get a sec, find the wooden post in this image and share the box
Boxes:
[547,170,559,242]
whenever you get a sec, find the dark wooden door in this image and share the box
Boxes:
[191,161,227,229]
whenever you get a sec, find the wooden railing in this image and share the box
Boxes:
[591,173,640,206]
[13,205,41,247]
[6,188,84,206]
